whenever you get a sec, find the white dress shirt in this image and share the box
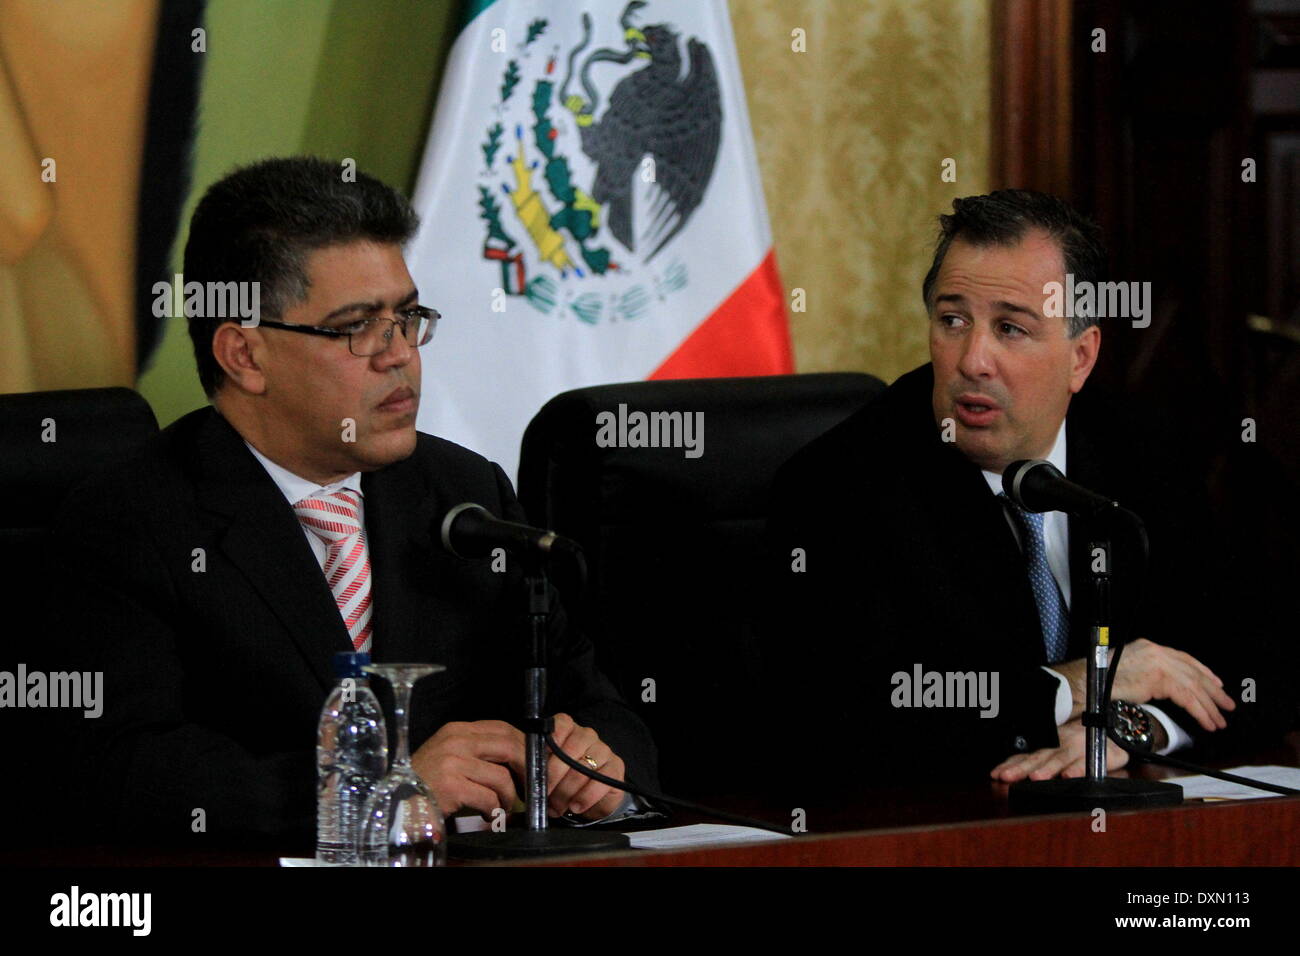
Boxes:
[980,425,1188,754]
[243,440,643,823]
[243,441,365,571]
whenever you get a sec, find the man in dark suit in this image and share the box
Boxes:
[53,157,655,848]
[767,191,1268,787]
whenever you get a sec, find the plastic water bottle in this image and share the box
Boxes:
[316,652,388,864]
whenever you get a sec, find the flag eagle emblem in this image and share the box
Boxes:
[477,1,722,323]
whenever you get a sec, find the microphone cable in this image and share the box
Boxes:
[1103,640,1300,797]
[1094,524,1299,796]
[520,534,792,836]
[544,733,795,837]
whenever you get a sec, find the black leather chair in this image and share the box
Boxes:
[0,387,159,846]
[1,386,160,607]
[518,373,885,797]
[0,387,160,536]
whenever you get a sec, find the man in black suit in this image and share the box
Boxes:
[53,157,655,847]
[767,191,1261,786]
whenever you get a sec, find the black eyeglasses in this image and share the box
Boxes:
[255,306,439,357]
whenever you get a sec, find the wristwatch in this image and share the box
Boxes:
[1109,699,1156,753]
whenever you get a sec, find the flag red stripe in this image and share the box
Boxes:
[648,250,792,380]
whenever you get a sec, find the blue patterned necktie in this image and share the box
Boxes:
[1001,494,1070,663]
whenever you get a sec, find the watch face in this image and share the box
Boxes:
[1113,702,1152,751]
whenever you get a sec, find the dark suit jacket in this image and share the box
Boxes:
[51,406,656,849]
[764,363,1283,787]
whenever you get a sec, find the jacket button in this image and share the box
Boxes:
[1013,735,1028,751]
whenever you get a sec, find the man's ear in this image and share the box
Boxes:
[211,322,268,395]
[1069,324,1101,394]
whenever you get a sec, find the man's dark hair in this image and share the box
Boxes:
[182,156,420,396]
[921,189,1107,337]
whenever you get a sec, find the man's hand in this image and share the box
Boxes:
[1111,638,1236,732]
[411,720,526,816]
[990,717,1129,782]
[1050,639,1236,732]
[546,712,627,820]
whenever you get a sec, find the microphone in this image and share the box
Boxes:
[439,502,580,559]
[1002,459,1119,517]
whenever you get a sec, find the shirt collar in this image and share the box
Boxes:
[243,440,363,505]
[981,420,1068,497]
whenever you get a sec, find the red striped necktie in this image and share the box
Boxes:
[292,490,372,653]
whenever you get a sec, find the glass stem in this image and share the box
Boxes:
[393,680,412,768]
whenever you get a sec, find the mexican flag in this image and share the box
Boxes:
[406,0,792,479]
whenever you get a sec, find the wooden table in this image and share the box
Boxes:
[532,794,1300,867]
[5,736,1297,868]
[504,734,1300,866]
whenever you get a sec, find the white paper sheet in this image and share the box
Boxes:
[624,824,792,850]
[279,857,340,867]
[280,824,789,864]
[1165,764,1300,800]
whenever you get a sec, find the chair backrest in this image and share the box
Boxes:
[0,387,160,534]
[0,386,160,639]
[518,373,885,796]
[0,387,160,847]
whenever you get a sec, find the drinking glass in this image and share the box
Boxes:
[359,663,447,866]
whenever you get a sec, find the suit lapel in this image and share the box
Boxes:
[361,454,445,665]
[941,442,1048,664]
[902,367,1046,662]
[189,409,351,691]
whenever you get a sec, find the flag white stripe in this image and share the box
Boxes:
[409,1,782,478]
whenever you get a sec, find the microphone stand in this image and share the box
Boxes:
[1009,512,1183,813]
[449,552,630,858]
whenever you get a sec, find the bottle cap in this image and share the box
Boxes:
[332,651,372,679]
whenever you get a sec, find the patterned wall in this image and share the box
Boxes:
[731,0,991,384]
[4,1,990,409]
